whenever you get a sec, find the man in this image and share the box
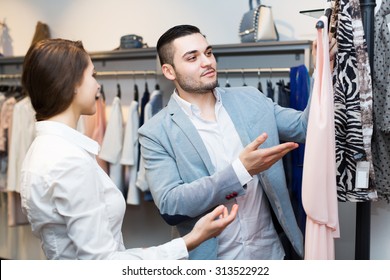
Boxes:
[138,25,309,260]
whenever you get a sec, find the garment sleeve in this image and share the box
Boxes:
[273,96,310,143]
[51,156,188,260]
[138,132,245,225]
[99,97,123,164]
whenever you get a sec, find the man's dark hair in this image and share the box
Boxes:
[156,25,201,66]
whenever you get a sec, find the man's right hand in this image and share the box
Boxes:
[239,133,298,176]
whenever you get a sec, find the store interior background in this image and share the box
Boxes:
[0,0,389,260]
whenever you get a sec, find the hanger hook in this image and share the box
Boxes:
[241,69,247,86]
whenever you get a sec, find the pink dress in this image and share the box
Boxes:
[301,15,340,260]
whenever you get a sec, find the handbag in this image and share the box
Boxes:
[119,34,147,49]
[239,0,279,42]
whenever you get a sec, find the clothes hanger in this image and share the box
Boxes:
[133,75,139,101]
[100,84,106,101]
[316,0,333,29]
[241,70,247,86]
[116,83,121,99]
[225,71,231,87]
[144,73,150,95]
[257,69,263,92]
[154,72,160,90]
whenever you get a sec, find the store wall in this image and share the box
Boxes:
[0,0,325,56]
[0,0,389,260]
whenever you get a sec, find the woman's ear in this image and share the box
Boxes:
[161,64,175,81]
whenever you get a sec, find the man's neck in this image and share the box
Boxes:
[178,90,216,121]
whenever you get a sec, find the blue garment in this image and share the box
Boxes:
[289,65,310,234]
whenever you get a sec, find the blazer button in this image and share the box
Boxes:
[232,192,238,197]
[225,194,232,200]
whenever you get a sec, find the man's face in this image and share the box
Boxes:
[170,33,218,95]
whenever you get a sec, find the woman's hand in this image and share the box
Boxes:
[183,204,238,251]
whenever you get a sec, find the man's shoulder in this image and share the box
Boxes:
[138,106,169,134]
[218,86,266,103]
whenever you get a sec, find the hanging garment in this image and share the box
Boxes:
[7,96,36,193]
[136,89,163,196]
[81,97,108,174]
[6,96,35,226]
[372,0,390,202]
[0,94,7,190]
[120,100,141,205]
[350,0,375,184]
[333,0,377,202]
[266,80,275,101]
[302,16,340,259]
[99,96,124,194]
[289,64,310,234]
[139,82,150,128]
[277,79,290,108]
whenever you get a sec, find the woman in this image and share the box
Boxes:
[20,38,238,260]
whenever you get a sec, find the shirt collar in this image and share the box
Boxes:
[172,89,222,118]
[35,121,100,155]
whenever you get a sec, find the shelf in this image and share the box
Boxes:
[0,40,312,65]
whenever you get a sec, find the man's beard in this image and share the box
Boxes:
[176,72,218,94]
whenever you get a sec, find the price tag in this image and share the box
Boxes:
[355,161,370,189]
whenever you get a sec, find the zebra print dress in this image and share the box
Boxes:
[332,0,377,202]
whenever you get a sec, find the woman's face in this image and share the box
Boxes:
[73,58,100,116]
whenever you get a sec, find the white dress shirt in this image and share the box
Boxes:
[173,90,284,259]
[7,96,36,192]
[99,96,124,193]
[121,100,141,205]
[20,121,188,260]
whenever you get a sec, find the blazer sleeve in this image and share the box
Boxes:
[139,125,245,225]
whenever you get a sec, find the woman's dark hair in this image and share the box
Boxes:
[22,38,89,121]
[156,25,201,66]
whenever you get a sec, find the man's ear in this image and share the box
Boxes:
[161,64,175,81]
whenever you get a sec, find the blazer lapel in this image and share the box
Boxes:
[167,97,215,175]
[219,89,252,147]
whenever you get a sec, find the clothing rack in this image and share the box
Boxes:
[0,73,21,79]
[0,67,291,81]
[0,70,158,80]
[217,67,290,74]
[96,70,157,77]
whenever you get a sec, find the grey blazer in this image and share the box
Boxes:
[138,86,309,259]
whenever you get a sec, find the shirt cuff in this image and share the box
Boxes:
[170,238,189,260]
[232,158,253,186]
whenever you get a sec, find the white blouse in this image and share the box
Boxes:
[20,121,187,260]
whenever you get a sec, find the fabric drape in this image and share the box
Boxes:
[302,16,340,260]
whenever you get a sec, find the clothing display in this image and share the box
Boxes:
[81,96,109,173]
[289,64,311,234]
[99,96,125,194]
[372,0,390,202]
[302,16,340,259]
[136,89,163,194]
[332,0,377,202]
[120,100,141,205]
